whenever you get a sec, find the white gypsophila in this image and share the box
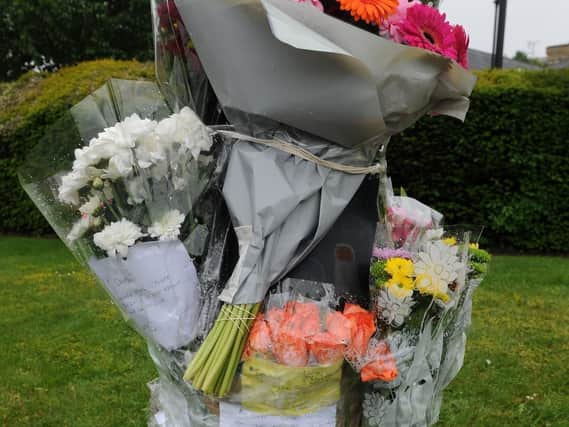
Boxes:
[375,287,415,327]
[414,240,462,301]
[362,392,389,427]
[155,107,212,160]
[148,210,186,241]
[79,195,101,216]
[93,218,145,258]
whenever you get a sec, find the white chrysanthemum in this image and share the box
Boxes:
[79,195,101,216]
[155,107,212,160]
[375,287,415,327]
[93,219,144,257]
[148,210,185,241]
[414,240,462,302]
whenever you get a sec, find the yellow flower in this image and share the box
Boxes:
[385,257,414,279]
[443,237,457,246]
[386,274,414,299]
[469,243,479,249]
[414,274,450,302]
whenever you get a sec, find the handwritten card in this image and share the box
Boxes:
[89,240,200,350]
[219,402,336,427]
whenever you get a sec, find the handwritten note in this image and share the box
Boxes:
[219,402,336,427]
[89,240,200,350]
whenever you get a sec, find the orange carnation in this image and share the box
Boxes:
[337,0,399,25]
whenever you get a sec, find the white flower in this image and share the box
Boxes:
[96,114,157,149]
[79,195,102,216]
[59,170,89,205]
[135,133,166,169]
[67,216,91,241]
[148,210,185,241]
[102,150,134,180]
[93,219,144,258]
[155,107,212,160]
[375,287,415,327]
[125,177,147,205]
[414,240,462,302]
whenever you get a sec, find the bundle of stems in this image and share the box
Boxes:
[184,303,261,397]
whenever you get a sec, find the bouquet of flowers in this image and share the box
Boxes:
[19,0,491,426]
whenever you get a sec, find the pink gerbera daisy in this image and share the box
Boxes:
[293,0,324,11]
[398,3,457,60]
[380,0,416,43]
[453,24,470,69]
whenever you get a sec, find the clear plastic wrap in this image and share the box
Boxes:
[19,79,227,350]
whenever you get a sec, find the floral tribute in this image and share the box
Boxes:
[20,0,483,426]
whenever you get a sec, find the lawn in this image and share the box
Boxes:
[1,236,568,426]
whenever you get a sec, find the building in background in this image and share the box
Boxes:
[546,44,569,69]
[467,48,541,71]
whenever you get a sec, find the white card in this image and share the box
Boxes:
[219,402,336,427]
[89,240,200,350]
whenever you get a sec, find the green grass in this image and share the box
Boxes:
[1,236,568,426]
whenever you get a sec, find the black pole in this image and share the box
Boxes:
[492,0,508,68]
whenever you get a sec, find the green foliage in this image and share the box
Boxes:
[370,260,388,286]
[0,60,154,234]
[2,237,569,425]
[387,69,569,253]
[0,0,153,80]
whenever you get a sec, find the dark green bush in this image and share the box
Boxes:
[388,69,569,253]
[0,0,153,80]
[0,59,154,235]
[2,65,568,253]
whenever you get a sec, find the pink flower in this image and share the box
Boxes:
[380,0,416,43]
[453,24,470,69]
[397,3,457,60]
[293,0,324,11]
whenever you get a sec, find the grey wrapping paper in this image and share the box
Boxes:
[174,0,477,304]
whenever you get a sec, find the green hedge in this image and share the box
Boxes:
[2,64,568,252]
[388,69,569,253]
[0,60,154,235]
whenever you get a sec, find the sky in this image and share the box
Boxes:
[440,0,569,58]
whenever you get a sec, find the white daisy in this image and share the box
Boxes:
[414,240,462,302]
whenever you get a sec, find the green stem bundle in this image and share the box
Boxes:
[184,303,261,397]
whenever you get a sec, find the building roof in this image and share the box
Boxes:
[468,48,542,71]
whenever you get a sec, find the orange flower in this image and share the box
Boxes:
[360,341,398,382]
[308,332,346,365]
[337,0,399,25]
[326,310,352,344]
[343,303,376,363]
[243,313,273,360]
[273,330,309,367]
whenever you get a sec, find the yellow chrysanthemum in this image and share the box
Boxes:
[385,257,414,279]
[337,0,399,25]
[469,243,479,249]
[414,274,450,302]
[386,274,414,299]
[443,237,457,246]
